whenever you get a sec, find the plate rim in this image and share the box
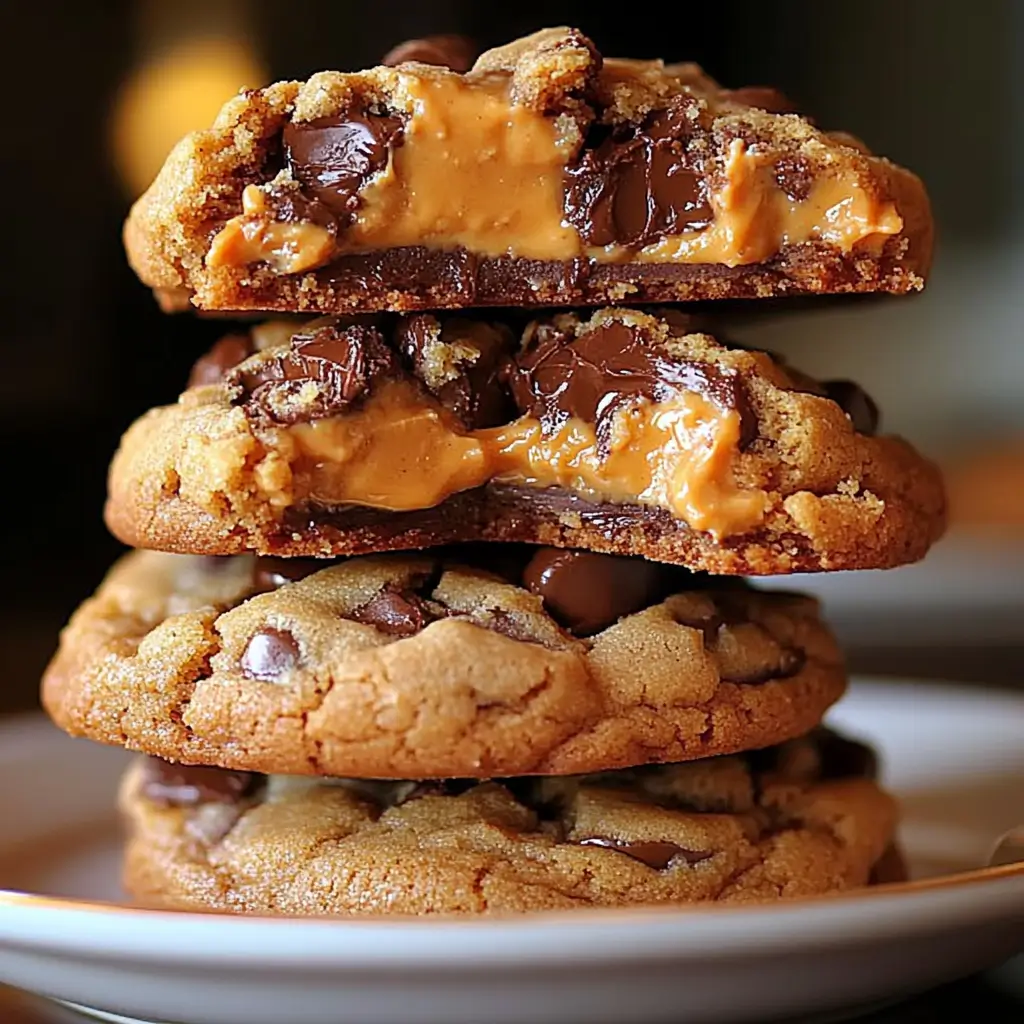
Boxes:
[1,678,1023,969]
[2,858,1023,921]
[1,866,1022,969]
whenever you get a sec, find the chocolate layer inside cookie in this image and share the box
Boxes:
[200,310,878,547]
[280,482,808,567]
[205,29,904,285]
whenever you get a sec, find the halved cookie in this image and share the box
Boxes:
[105,309,946,573]
[43,548,845,777]
[120,728,897,914]
[124,27,931,315]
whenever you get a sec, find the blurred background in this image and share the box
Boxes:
[1,0,1021,708]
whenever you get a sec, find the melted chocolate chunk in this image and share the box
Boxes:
[565,102,713,248]
[774,155,814,203]
[240,627,300,680]
[522,547,670,636]
[140,758,260,807]
[398,315,517,428]
[261,181,339,230]
[228,324,398,422]
[252,557,335,592]
[188,334,256,388]
[349,586,449,637]
[284,113,404,223]
[508,319,751,447]
[824,380,880,436]
[578,837,711,869]
[717,642,806,685]
[382,35,477,72]
[669,605,725,645]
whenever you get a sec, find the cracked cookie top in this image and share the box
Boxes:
[43,548,845,777]
[120,727,897,914]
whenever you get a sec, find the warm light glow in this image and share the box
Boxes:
[111,36,266,197]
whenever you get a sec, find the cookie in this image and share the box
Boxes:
[119,728,898,914]
[42,548,846,778]
[105,308,946,573]
[124,26,931,316]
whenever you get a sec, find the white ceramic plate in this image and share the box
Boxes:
[0,679,1022,1024]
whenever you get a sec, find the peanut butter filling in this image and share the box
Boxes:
[346,72,580,260]
[283,381,489,510]
[258,379,767,541]
[207,78,904,274]
[485,394,769,539]
[633,139,903,266]
[207,186,336,273]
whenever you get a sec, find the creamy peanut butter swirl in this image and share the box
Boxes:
[207,66,904,274]
[255,378,764,542]
[346,73,580,260]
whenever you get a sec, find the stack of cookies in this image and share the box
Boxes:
[43,28,944,915]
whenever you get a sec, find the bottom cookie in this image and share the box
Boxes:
[120,729,897,915]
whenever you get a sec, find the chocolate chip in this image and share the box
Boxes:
[824,380,880,436]
[669,606,724,645]
[284,113,404,223]
[228,324,399,422]
[397,315,517,429]
[717,644,806,685]
[773,155,814,202]
[252,557,334,593]
[349,586,449,637]
[578,837,712,870]
[140,758,260,807]
[564,101,713,249]
[508,319,751,449]
[381,35,477,72]
[260,181,339,230]
[188,334,256,388]
[522,548,670,636]
[240,627,300,680]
